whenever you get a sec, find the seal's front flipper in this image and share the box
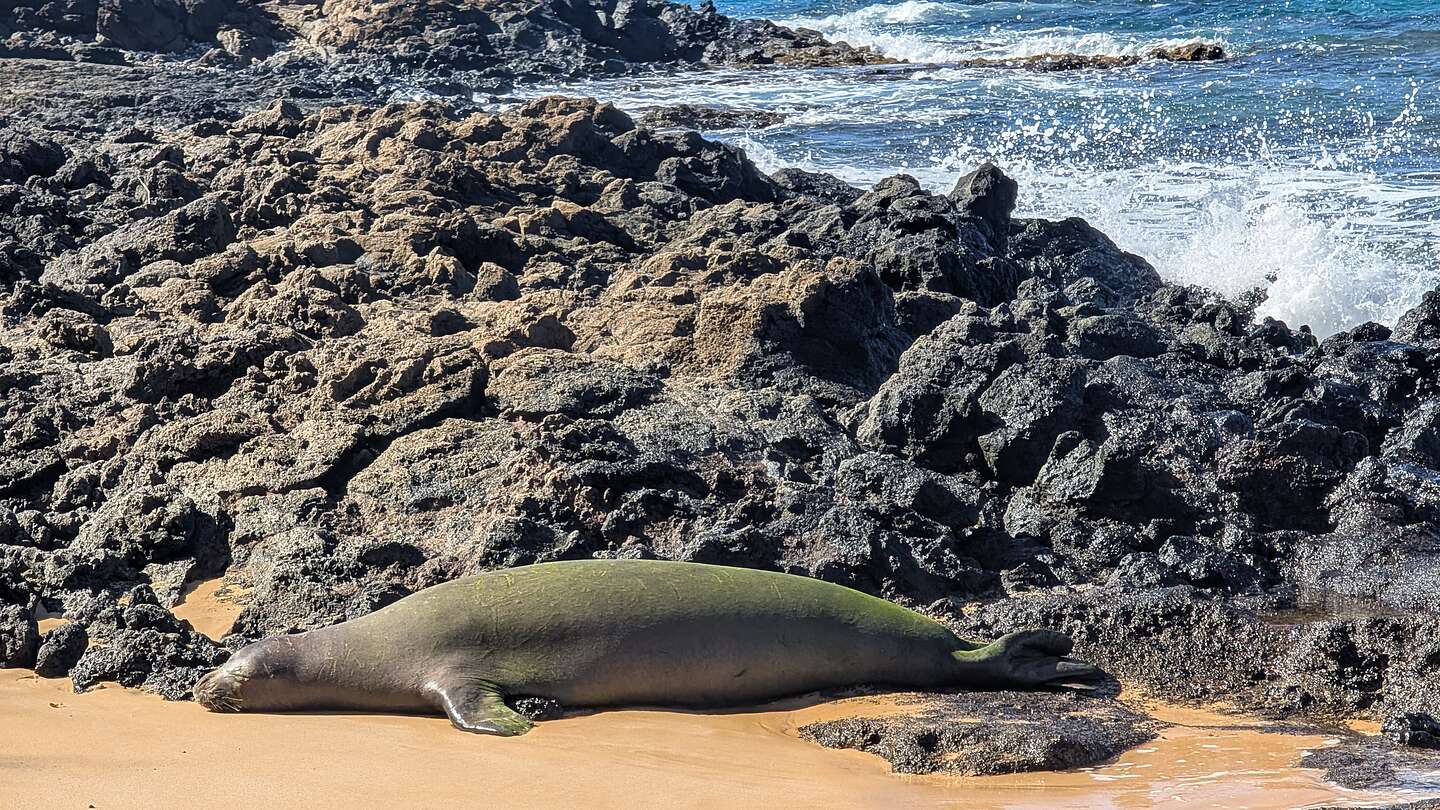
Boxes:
[430,682,534,737]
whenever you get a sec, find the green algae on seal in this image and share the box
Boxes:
[194,560,1097,735]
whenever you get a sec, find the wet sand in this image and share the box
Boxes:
[2,581,1425,809]
[959,702,1417,809]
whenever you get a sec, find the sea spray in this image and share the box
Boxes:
[509,0,1440,333]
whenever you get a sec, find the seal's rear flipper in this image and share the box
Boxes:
[429,681,534,737]
[951,629,1104,688]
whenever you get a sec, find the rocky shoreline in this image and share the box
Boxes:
[2,0,1438,793]
[2,0,1224,78]
[1,0,1228,121]
[2,0,891,88]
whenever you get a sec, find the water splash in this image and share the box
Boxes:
[778,2,1228,65]
[506,0,1440,335]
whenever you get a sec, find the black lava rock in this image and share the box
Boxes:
[0,602,40,668]
[1385,713,1440,749]
[34,622,88,677]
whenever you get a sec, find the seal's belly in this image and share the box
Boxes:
[488,614,954,707]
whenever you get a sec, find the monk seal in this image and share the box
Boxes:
[194,559,1096,735]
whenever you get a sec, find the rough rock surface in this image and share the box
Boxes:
[0,33,1438,792]
[952,41,1227,72]
[1387,713,1440,750]
[65,586,226,697]
[0,0,1231,104]
[0,600,40,667]
[637,105,786,131]
[34,622,88,677]
[1,0,280,61]
[1,0,890,82]
[799,687,1158,775]
[1302,737,1440,792]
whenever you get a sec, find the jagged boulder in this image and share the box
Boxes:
[1393,288,1440,346]
[1008,217,1163,307]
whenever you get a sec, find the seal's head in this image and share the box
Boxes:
[194,636,307,712]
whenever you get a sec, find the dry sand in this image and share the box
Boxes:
[1,581,1425,809]
[170,577,251,641]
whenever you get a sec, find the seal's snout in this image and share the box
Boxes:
[193,667,244,712]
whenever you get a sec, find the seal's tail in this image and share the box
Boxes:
[950,630,1100,688]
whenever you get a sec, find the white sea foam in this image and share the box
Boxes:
[777,1,977,62]
[777,20,966,63]
[984,161,1440,335]
[1158,191,1436,333]
[504,15,1437,336]
[786,0,963,27]
[779,2,1226,65]
[960,32,1230,61]
[736,129,1439,335]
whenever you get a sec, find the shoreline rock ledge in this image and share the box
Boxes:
[0,0,894,76]
[1,0,1223,80]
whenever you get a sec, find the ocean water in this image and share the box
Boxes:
[512,1,1440,335]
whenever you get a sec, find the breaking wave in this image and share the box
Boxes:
[779,2,1227,65]
[508,0,1440,335]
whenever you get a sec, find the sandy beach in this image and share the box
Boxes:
[1,667,1417,810]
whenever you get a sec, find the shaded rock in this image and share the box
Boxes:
[1284,459,1440,612]
[892,291,969,340]
[48,485,228,602]
[34,622,88,677]
[802,501,992,605]
[855,314,1023,471]
[949,161,1018,248]
[771,168,863,206]
[489,348,660,420]
[1067,314,1165,360]
[0,131,66,182]
[637,105,785,131]
[0,601,39,668]
[42,194,236,294]
[1218,421,1369,532]
[36,308,113,356]
[952,42,1226,72]
[848,175,1018,305]
[470,263,521,302]
[956,587,1440,721]
[1009,217,1163,307]
[680,257,909,399]
[70,620,227,698]
[1393,289,1440,346]
[1159,42,1227,62]
[1384,400,1440,469]
[976,356,1088,482]
[1386,713,1440,749]
[97,0,229,52]
[1302,736,1440,791]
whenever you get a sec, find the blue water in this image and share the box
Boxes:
[514,1,1440,334]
